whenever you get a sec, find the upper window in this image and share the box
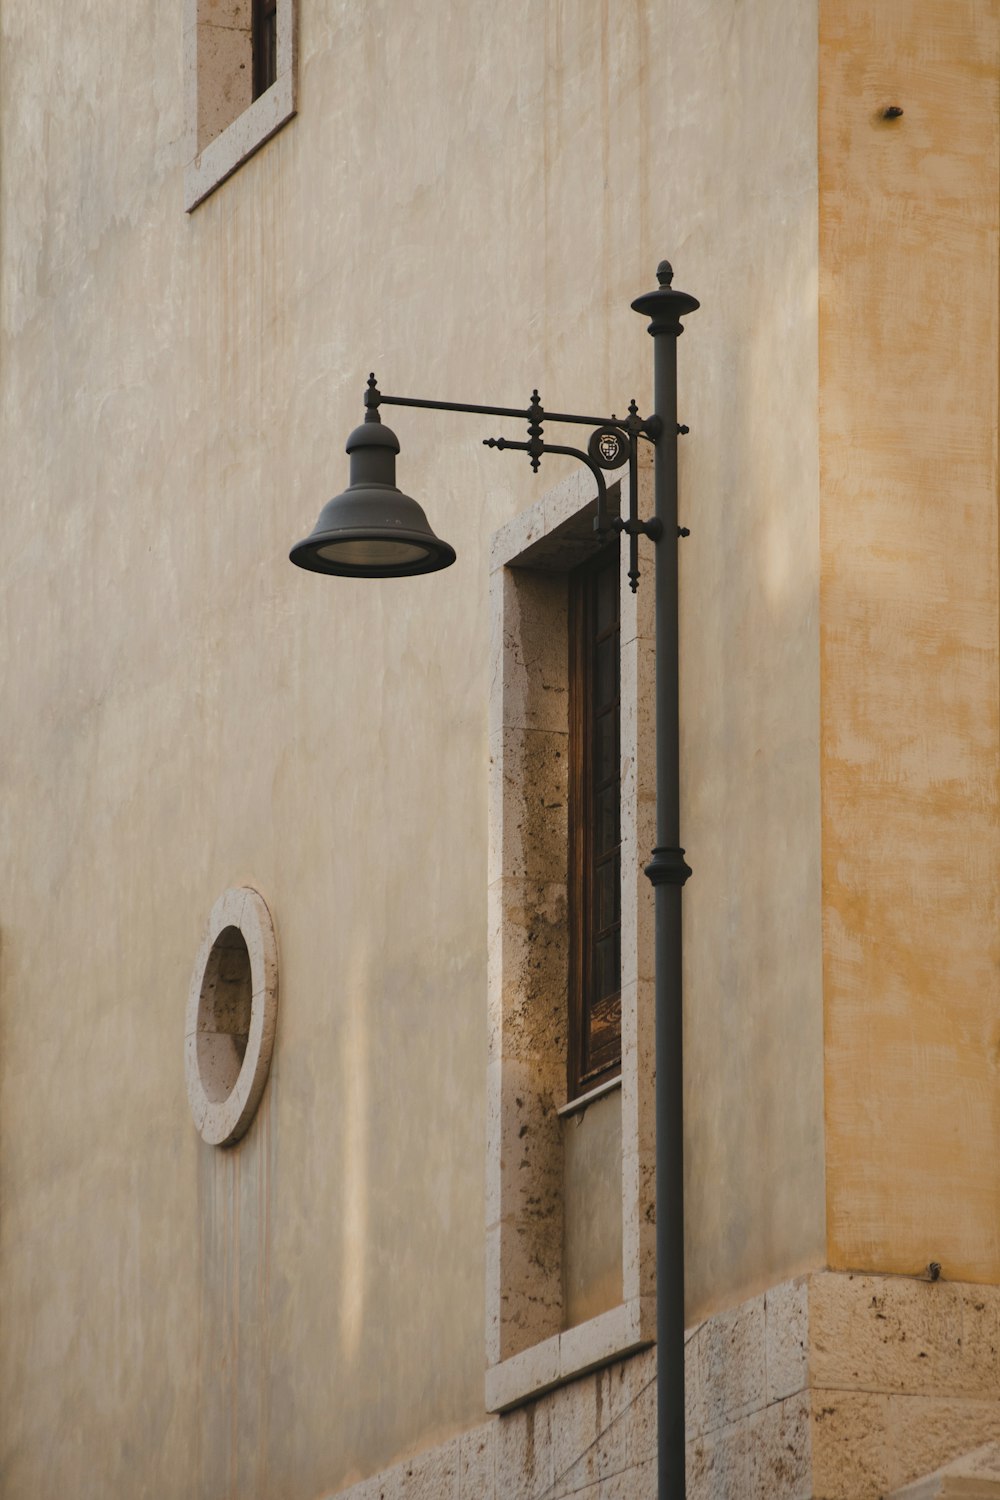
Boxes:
[252,0,278,98]
[184,0,296,212]
[567,547,622,1099]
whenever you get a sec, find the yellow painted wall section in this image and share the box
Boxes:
[820,1,1000,1277]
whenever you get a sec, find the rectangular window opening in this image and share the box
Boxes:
[487,473,657,1410]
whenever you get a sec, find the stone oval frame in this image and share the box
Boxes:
[185,887,278,1146]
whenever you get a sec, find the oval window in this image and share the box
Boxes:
[185,887,278,1146]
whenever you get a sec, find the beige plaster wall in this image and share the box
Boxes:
[0,2,822,1496]
[673,6,825,1314]
[819,0,1000,1279]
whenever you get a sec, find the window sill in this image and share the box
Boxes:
[557,1073,622,1119]
[185,69,295,211]
[485,1299,654,1414]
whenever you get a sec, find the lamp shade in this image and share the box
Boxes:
[290,418,456,578]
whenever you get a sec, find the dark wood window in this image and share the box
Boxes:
[567,545,622,1099]
[252,0,278,99]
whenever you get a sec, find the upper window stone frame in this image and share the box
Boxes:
[184,0,297,212]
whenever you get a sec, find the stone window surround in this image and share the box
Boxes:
[184,0,296,212]
[486,459,658,1413]
[184,885,279,1146]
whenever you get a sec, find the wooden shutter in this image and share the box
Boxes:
[567,545,622,1098]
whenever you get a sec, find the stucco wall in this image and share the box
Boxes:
[0,2,822,1496]
[819,0,1000,1279]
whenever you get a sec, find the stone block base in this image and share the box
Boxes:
[891,1441,1000,1499]
[326,1271,1000,1499]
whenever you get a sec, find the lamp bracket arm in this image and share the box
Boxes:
[484,430,657,594]
[483,433,613,522]
[370,390,530,423]
[364,373,655,441]
[364,375,658,592]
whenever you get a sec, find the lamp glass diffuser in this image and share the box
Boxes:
[315,537,431,567]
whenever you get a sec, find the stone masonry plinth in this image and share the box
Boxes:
[324,1271,1000,1500]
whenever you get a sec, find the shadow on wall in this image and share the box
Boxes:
[196,912,486,1496]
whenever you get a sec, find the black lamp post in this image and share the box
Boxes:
[291,261,698,1500]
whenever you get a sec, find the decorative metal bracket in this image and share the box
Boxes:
[362,374,682,592]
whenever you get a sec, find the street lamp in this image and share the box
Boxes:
[291,260,699,1499]
[289,416,456,577]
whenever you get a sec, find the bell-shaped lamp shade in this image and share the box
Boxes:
[290,418,456,578]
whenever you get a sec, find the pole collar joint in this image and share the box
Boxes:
[644,846,693,887]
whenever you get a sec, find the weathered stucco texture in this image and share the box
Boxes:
[673,1,824,1315]
[819,1,1000,1279]
[1,2,822,1497]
